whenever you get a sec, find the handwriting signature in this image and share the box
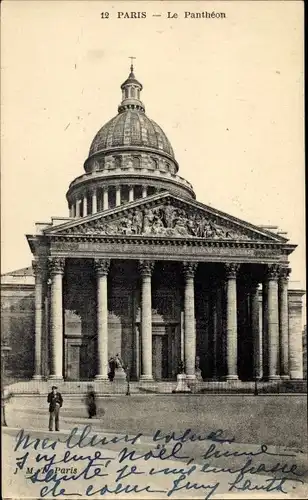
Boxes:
[12,426,306,499]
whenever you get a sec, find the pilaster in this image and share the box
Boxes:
[288,289,304,379]
[32,259,45,380]
[279,267,290,379]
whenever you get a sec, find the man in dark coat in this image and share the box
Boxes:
[85,385,96,419]
[47,386,63,431]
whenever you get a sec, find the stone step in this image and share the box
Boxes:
[6,379,307,397]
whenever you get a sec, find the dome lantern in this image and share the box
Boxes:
[118,61,145,113]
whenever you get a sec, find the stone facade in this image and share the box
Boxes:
[303,325,307,379]
[1,268,35,380]
[1,66,305,385]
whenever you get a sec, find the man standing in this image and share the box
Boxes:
[47,386,63,431]
[85,385,97,419]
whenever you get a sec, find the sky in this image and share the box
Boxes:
[1,1,305,289]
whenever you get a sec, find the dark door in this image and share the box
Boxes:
[66,342,81,380]
[66,338,91,380]
[152,335,162,380]
[161,335,169,379]
[152,334,170,380]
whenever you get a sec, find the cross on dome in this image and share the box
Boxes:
[129,56,136,73]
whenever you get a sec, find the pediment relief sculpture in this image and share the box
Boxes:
[66,204,261,241]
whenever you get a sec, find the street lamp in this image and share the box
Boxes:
[1,342,12,426]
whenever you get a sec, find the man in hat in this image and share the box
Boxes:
[47,386,63,431]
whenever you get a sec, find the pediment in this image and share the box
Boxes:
[45,193,287,243]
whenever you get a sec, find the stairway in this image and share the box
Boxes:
[6,378,307,398]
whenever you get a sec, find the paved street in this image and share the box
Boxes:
[2,400,308,499]
[5,393,307,448]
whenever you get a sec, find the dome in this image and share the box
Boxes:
[89,110,175,158]
[66,65,195,219]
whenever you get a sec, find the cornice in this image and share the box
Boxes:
[46,233,288,249]
[26,234,51,256]
[66,171,195,201]
[288,289,306,298]
[1,283,35,291]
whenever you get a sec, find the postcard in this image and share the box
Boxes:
[1,0,306,498]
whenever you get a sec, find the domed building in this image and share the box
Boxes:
[1,66,305,393]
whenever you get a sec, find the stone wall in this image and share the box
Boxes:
[303,325,307,379]
[1,271,35,380]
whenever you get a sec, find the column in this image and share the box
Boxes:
[134,325,140,380]
[262,280,269,379]
[279,267,290,379]
[69,205,73,217]
[75,199,81,218]
[267,264,280,380]
[183,262,198,380]
[128,185,134,202]
[251,281,261,379]
[142,186,148,198]
[225,263,240,380]
[49,257,65,380]
[139,260,154,380]
[94,259,110,379]
[215,284,223,379]
[103,188,109,210]
[32,259,44,379]
[211,286,218,380]
[258,291,263,380]
[91,188,97,214]
[43,290,50,378]
[115,186,121,206]
[83,195,88,217]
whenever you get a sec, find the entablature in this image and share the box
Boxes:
[47,236,291,265]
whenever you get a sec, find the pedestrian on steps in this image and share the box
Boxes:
[85,385,97,419]
[47,386,63,431]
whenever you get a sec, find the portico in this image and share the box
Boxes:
[29,225,302,383]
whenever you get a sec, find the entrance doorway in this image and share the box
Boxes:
[136,323,180,380]
[151,325,179,380]
[152,335,169,379]
[65,337,96,380]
